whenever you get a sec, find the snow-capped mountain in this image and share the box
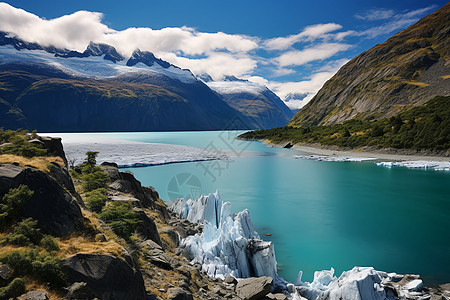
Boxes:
[203,75,294,128]
[0,32,273,131]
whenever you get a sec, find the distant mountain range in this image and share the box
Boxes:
[290,2,450,127]
[0,32,293,132]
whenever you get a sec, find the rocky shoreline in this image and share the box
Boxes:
[240,138,450,161]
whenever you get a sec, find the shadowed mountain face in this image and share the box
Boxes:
[204,76,294,129]
[290,3,450,127]
[0,33,291,131]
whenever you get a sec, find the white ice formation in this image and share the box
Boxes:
[169,192,441,300]
[56,135,227,168]
[376,161,450,171]
[295,155,376,162]
[169,191,287,291]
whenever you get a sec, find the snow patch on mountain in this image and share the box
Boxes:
[206,80,268,96]
[0,45,196,83]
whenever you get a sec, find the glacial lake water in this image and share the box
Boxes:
[58,131,450,285]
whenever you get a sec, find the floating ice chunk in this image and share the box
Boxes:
[295,155,376,162]
[376,161,450,171]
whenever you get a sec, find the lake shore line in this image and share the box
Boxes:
[258,140,450,162]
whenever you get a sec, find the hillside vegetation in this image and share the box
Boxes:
[290,3,450,126]
[240,96,450,152]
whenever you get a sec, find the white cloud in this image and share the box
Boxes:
[357,5,437,38]
[276,43,351,67]
[355,9,394,21]
[0,2,260,80]
[257,59,348,109]
[160,52,257,80]
[0,3,113,51]
[264,23,343,50]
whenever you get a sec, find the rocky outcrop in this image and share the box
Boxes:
[17,290,49,300]
[101,162,159,208]
[290,3,450,126]
[62,254,146,300]
[236,276,273,300]
[167,287,193,300]
[0,164,84,236]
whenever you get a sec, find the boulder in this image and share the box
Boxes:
[100,163,158,208]
[236,276,273,300]
[0,164,84,236]
[17,290,49,300]
[140,240,173,270]
[62,254,146,300]
[167,287,193,300]
[0,263,12,285]
[224,275,238,285]
[134,209,162,245]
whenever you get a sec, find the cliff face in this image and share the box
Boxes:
[290,3,450,126]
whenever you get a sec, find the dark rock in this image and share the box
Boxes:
[236,276,273,300]
[17,290,49,300]
[158,227,180,247]
[62,254,146,300]
[167,287,193,300]
[40,136,67,164]
[100,162,121,181]
[224,275,238,285]
[134,208,162,245]
[101,164,158,208]
[140,239,173,270]
[127,49,171,69]
[283,143,293,149]
[48,162,76,194]
[0,164,84,236]
[0,263,11,285]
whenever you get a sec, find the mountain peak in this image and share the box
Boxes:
[126,49,171,69]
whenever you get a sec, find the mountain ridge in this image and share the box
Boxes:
[289,3,450,127]
[0,33,292,131]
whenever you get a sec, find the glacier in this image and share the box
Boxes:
[169,192,287,291]
[55,135,227,168]
[169,192,442,300]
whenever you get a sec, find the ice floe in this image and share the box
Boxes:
[295,155,376,162]
[376,161,450,171]
[169,192,287,291]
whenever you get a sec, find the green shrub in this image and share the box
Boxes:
[0,129,47,158]
[40,235,59,252]
[0,185,33,229]
[85,188,108,213]
[0,277,26,299]
[239,96,450,151]
[100,201,141,240]
[81,169,110,192]
[0,250,65,288]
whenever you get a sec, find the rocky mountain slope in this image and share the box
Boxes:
[203,75,294,128]
[290,3,450,126]
[0,33,290,131]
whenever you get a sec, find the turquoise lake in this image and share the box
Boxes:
[61,131,450,285]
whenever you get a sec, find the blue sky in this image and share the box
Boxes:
[1,0,447,108]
